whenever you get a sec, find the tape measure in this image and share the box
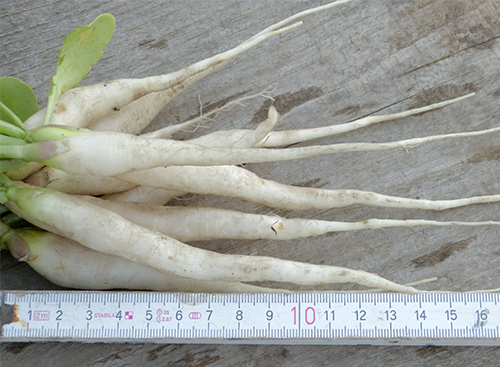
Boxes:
[1,291,498,346]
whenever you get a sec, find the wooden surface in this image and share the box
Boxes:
[1,0,499,365]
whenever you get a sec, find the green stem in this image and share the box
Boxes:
[0,175,13,204]
[0,135,27,146]
[29,124,90,142]
[0,144,39,160]
[2,212,27,227]
[0,119,28,139]
[0,102,27,131]
[1,212,36,231]
[44,92,56,126]
[0,172,13,188]
[0,204,10,216]
[0,192,8,204]
[0,141,61,162]
[0,220,12,237]
[1,138,67,173]
[0,221,13,251]
[0,159,28,172]
[0,175,40,204]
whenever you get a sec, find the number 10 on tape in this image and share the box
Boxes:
[1,291,499,345]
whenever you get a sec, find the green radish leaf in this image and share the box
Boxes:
[44,13,116,125]
[0,77,38,124]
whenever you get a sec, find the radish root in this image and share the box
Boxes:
[3,0,499,295]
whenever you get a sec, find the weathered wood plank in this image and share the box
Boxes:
[1,0,499,365]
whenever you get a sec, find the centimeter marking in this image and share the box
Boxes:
[1,291,499,346]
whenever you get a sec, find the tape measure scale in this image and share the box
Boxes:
[1,291,499,345]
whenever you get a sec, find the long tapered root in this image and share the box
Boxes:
[186,93,477,148]
[10,228,292,293]
[30,163,500,210]
[4,185,422,293]
[117,165,500,211]
[23,124,499,177]
[78,197,500,242]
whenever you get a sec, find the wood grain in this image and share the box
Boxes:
[1,0,499,365]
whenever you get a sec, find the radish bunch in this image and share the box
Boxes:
[1,0,499,294]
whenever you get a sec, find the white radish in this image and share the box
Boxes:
[104,94,489,204]
[3,183,423,293]
[13,125,500,176]
[14,103,275,200]
[87,90,176,133]
[23,1,354,132]
[8,228,290,293]
[24,161,500,210]
[87,64,232,134]
[4,1,349,181]
[100,185,183,204]
[23,166,171,199]
[229,106,280,148]
[19,96,279,195]
[24,165,136,195]
[78,197,500,242]
[116,165,500,211]
[9,92,485,186]
[3,0,498,296]
[182,93,476,148]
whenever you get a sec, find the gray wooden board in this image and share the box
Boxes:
[1,0,499,365]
